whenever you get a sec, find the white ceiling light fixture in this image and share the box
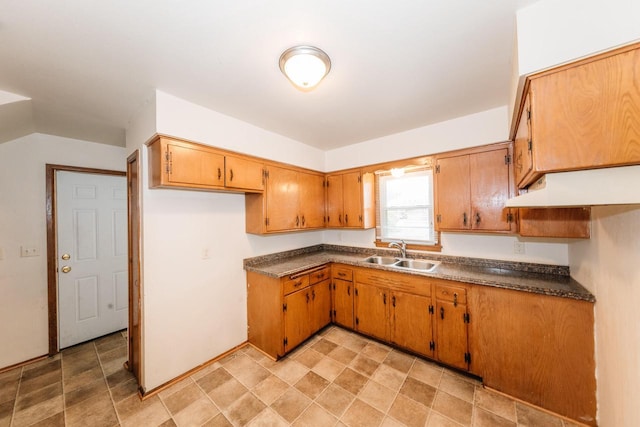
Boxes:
[279,45,331,91]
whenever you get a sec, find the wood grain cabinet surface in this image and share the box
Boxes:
[147,136,264,192]
[325,170,375,229]
[435,143,516,233]
[514,42,640,189]
[247,265,331,359]
[331,265,354,329]
[245,165,325,234]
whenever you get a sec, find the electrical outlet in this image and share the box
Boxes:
[20,246,40,257]
[513,242,525,254]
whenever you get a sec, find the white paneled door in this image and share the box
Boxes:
[57,171,128,348]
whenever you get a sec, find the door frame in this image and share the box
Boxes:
[45,164,126,355]
[126,150,143,383]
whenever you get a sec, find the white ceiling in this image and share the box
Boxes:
[0,1,538,150]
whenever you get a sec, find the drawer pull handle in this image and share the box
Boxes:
[294,281,303,287]
[383,293,387,305]
[440,306,445,319]
[338,272,346,277]
[347,286,350,296]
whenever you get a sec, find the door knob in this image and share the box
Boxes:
[61,253,70,260]
[61,266,72,273]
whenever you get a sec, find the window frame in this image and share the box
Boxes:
[374,165,441,252]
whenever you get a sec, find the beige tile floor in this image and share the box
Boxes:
[0,326,582,427]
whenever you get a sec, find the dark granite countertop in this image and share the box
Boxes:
[244,244,595,302]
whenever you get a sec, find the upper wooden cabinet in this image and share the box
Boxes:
[147,136,264,192]
[326,170,375,229]
[245,165,325,234]
[513,43,640,189]
[435,143,516,233]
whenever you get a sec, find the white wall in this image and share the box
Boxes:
[324,106,570,265]
[0,134,127,369]
[569,206,640,427]
[129,91,326,390]
[516,0,640,76]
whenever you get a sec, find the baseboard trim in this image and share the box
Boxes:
[0,354,50,374]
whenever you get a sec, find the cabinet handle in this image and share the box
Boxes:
[217,167,221,180]
[293,281,303,287]
[383,293,387,305]
[463,212,468,226]
[338,214,342,224]
[312,290,316,300]
[392,296,396,307]
[296,216,300,227]
[453,293,458,307]
[347,286,350,296]
[475,213,481,225]
[230,169,234,181]
[440,306,445,319]
[338,272,346,277]
[302,215,305,226]
[345,214,348,224]
[306,293,310,303]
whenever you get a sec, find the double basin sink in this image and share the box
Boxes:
[362,255,440,272]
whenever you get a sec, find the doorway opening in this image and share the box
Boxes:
[46,164,127,353]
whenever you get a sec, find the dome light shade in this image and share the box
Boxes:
[279,46,331,91]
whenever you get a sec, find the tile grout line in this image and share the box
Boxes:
[8,366,23,427]
[94,340,123,427]
[191,367,229,425]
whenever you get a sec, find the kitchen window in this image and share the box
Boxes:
[375,166,440,250]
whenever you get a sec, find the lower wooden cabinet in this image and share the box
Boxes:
[469,286,596,425]
[331,265,354,328]
[390,290,433,358]
[434,283,470,371]
[354,282,389,342]
[247,265,331,359]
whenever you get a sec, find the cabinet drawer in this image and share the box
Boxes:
[332,266,353,281]
[283,275,310,295]
[355,268,431,297]
[435,284,467,304]
[309,266,331,285]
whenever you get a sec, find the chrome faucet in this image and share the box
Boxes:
[388,240,407,259]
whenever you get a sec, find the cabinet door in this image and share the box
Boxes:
[514,93,533,188]
[225,155,264,191]
[265,166,299,232]
[167,142,225,188]
[391,291,433,358]
[518,207,590,238]
[355,283,389,341]
[435,300,469,370]
[310,279,332,334]
[470,149,514,232]
[326,174,344,227]
[342,172,363,228]
[299,172,325,229]
[284,288,311,352]
[436,155,470,230]
[332,278,354,328]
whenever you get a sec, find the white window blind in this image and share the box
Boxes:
[376,167,436,245]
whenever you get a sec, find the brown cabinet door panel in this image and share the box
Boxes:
[514,94,534,187]
[326,174,343,227]
[167,143,225,187]
[470,149,513,232]
[299,172,326,229]
[342,171,363,228]
[355,283,389,341]
[265,166,299,231]
[333,279,354,328]
[225,155,263,191]
[391,291,433,357]
[284,289,311,351]
[310,280,332,334]
[436,155,470,230]
[435,300,469,371]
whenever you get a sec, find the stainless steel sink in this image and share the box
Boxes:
[362,256,399,265]
[362,256,440,272]
[394,259,439,272]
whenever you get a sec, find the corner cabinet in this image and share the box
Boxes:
[514,42,640,189]
[245,165,325,234]
[147,135,264,192]
[435,143,516,233]
[325,170,375,229]
[247,265,331,359]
